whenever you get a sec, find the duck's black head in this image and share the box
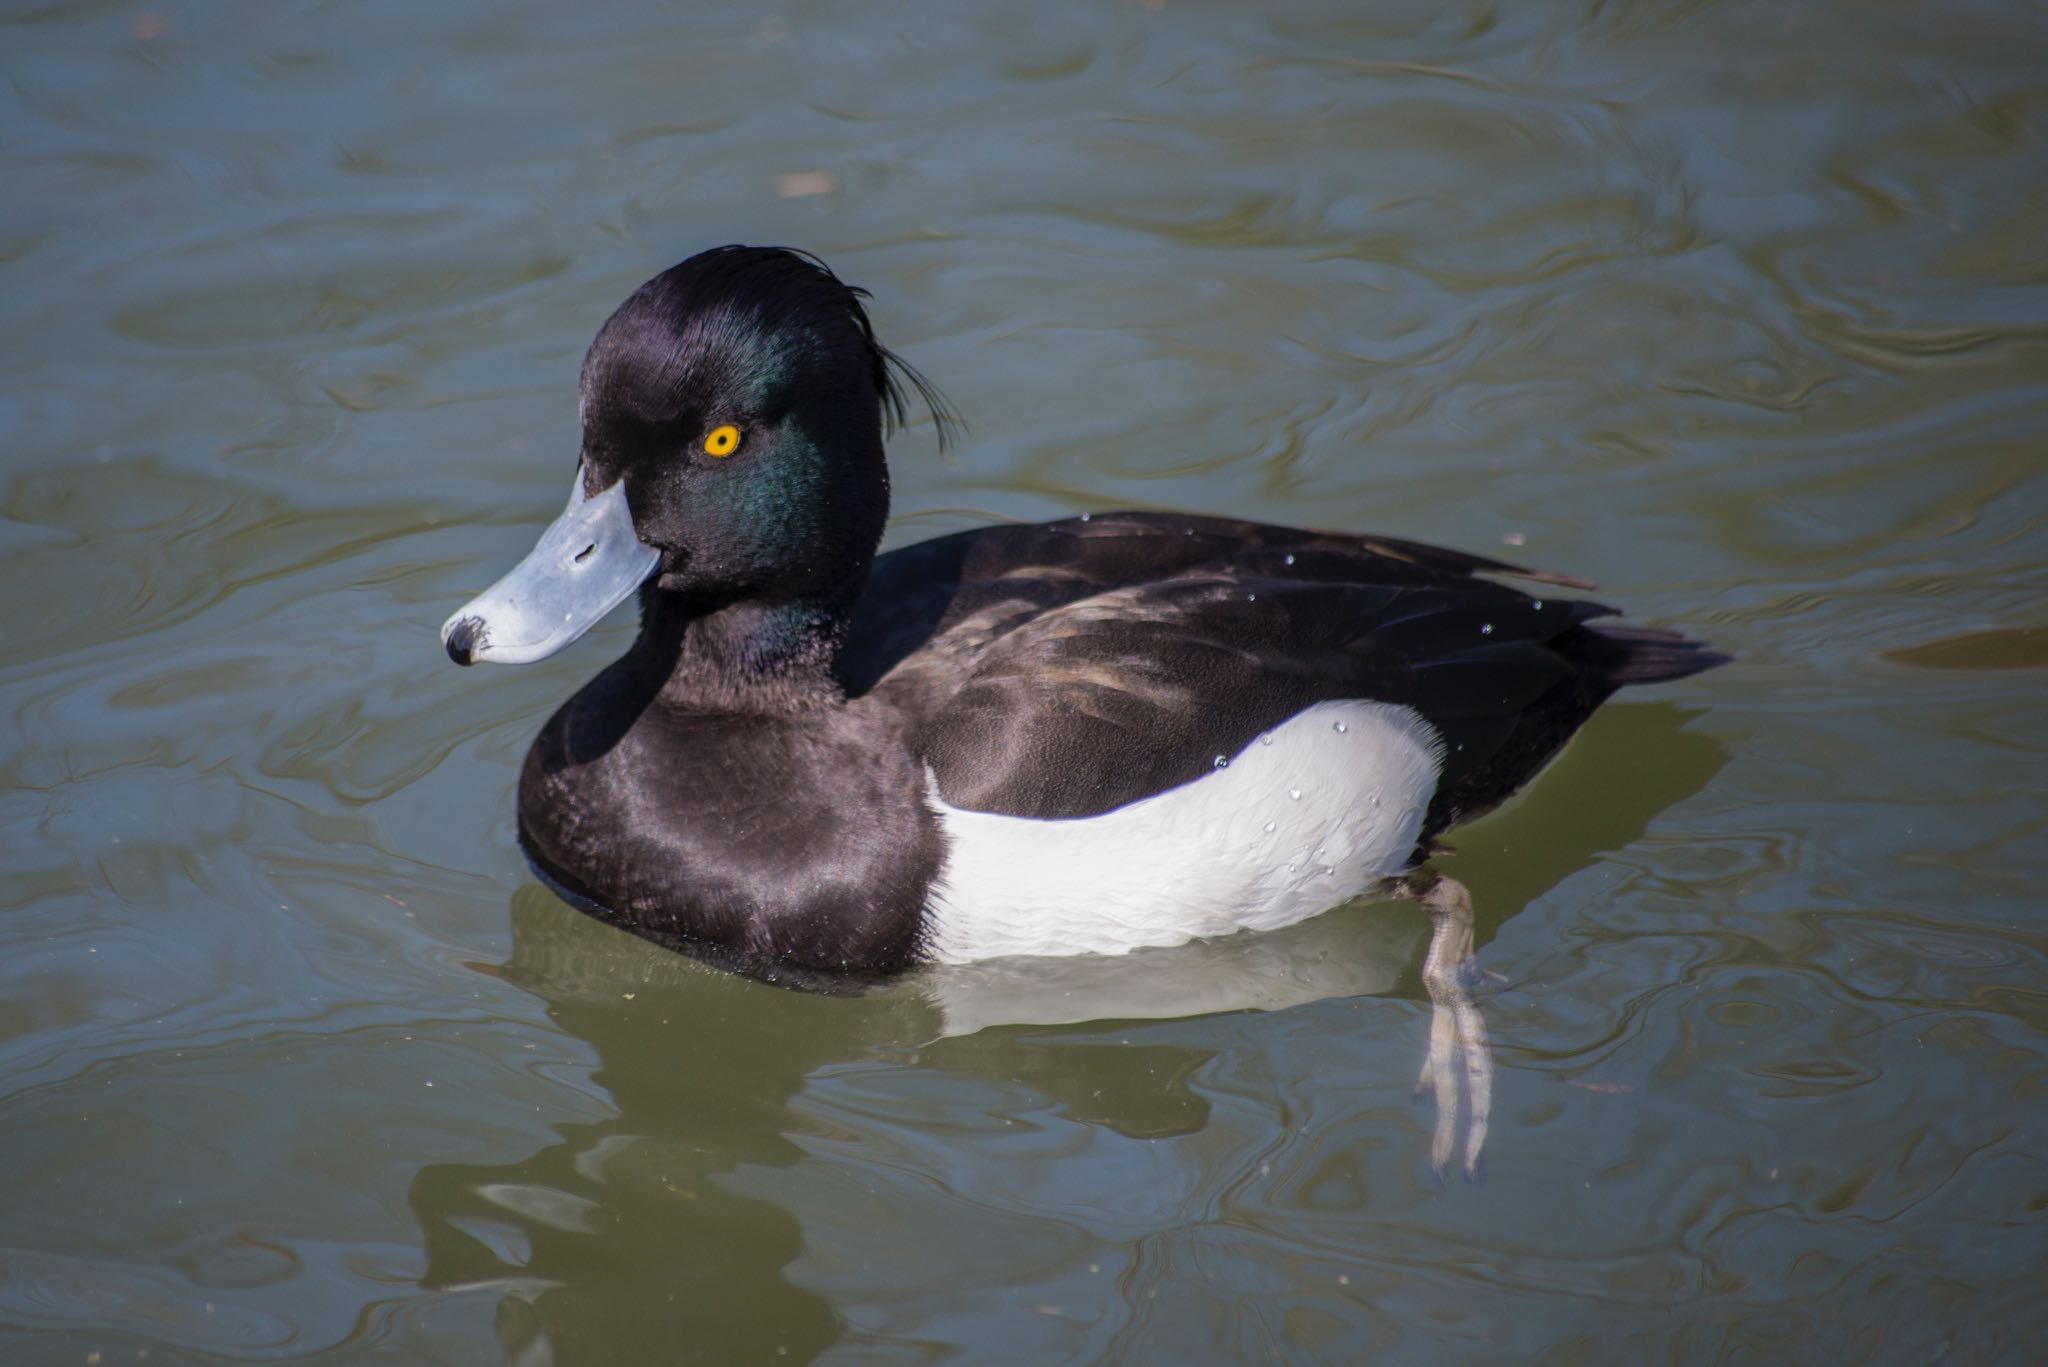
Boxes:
[439,246,951,673]
[578,246,951,607]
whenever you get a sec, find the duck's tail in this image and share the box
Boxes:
[1575,621,1731,688]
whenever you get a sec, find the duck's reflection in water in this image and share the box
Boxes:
[411,703,1723,1362]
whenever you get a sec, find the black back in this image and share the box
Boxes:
[843,511,1724,842]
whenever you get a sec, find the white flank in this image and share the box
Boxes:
[922,699,1445,963]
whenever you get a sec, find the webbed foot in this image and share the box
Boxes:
[1409,874,1491,1181]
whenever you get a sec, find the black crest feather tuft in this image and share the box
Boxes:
[677,245,961,452]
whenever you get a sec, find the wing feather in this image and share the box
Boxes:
[842,512,1698,825]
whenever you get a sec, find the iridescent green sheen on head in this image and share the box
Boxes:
[571,247,953,613]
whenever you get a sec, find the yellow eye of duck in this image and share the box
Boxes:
[703,424,742,457]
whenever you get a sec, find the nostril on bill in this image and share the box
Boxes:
[574,543,596,564]
[444,615,486,666]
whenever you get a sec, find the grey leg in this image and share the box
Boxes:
[1411,874,1491,1180]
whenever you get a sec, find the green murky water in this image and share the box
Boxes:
[4,1,2045,1361]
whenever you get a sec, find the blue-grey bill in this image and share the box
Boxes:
[440,468,660,666]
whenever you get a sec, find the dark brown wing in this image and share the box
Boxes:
[841,512,1722,831]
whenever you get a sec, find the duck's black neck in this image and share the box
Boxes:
[634,584,855,714]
